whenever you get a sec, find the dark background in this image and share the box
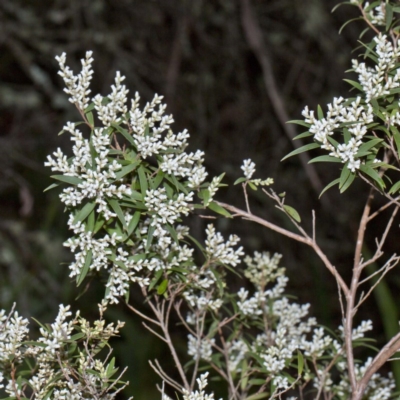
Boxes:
[1,0,398,398]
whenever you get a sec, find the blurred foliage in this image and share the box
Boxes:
[1,0,398,398]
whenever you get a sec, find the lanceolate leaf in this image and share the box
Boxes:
[73,201,96,224]
[319,178,340,198]
[208,202,232,218]
[359,164,386,189]
[127,211,141,236]
[51,175,83,185]
[107,198,127,228]
[114,162,139,181]
[389,180,400,195]
[287,119,311,128]
[283,205,301,223]
[77,250,92,287]
[308,155,342,163]
[281,143,320,161]
[339,164,351,190]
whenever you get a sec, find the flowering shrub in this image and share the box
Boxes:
[3,1,400,400]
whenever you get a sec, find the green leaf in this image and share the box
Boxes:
[287,119,311,128]
[293,131,313,140]
[51,175,83,185]
[339,17,362,34]
[86,112,94,127]
[309,155,342,163]
[70,332,85,341]
[248,182,257,191]
[84,102,95,113]
[111,123,136,146]
[138,166,148,198]
[208,202,232,218]
[106,357,116,378]
[319,178,340,198]
[357,138,383,154]
[245,393,269,400]
[340,171,355,193]
[393,130,400,159]
[157,279,168,295]
[343,79,363,91]
[359,164,386,189]
[234,177,247,185]
[317,105,324,120]
[297,350,304,376]
[77,250,92,287]
[146,224,156,251]
[114,162,139,181]
[389,180,400,195]
[386,3,394,31]
[281,143,320,161]
[43,183,59,192]
[127,211,141,236]
[94,215,105,234]
[73,201,96,224]
[339,164,351,190]
[283,205,301,223]
[107,198,127,228]
[86,209,95,232]
[149,269,163,291]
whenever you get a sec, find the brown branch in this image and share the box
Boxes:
[216,200,349,296]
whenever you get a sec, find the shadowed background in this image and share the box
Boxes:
[1,0,398,398]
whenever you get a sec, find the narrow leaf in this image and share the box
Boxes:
[297,350,304,376]
[389,180,400,195]
[138,166,148,198]
[77,250,92,287]
[317,105,324,120]
[73,201,96,224]
[157,279,168,295]
[111,123,136,146]
[114,162,139,181]
[308,155,342,163]
[107,198,127,228]
[43,183,59,192]
[319,178,340,198]
[208,202,232,218]
[51,175,83,185]
[343,79,363,91]
[359,164,386,189]
[283,205,301,223]
[127,211,141,236]
[386,3,394,31]
[281,143,320,161]
[287,119,311,128]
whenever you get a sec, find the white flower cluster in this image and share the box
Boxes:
[332,357,395,399]
[302,35,400,172]
[338,319,373,341]
[182,373,221,400]
[303,96,374,172]
[205,224,244,267]
[240,159,274,186]
[241,159,256,180]
[45,122,132,218]
[0,307,29,363]
[48,52,220,304]
[38,304,74,356]
[163,372,221,400]
[0,304,127,400]
[353,35,400,102]
[93,71,129,127]
[56,51,94,110]
[187,334,215,362]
